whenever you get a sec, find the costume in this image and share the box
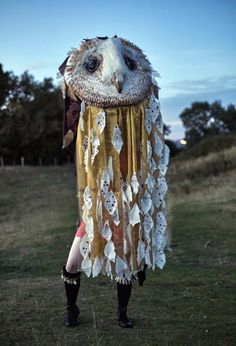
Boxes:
[58,36,170,328]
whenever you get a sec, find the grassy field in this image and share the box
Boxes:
[0,165,236,346]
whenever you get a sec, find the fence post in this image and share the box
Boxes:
[21,157,25,166]
[0,157,4,167]
[54,157,57,166]
[39,158,42,166]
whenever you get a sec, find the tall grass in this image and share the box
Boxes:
[175,134,236,161]
[169,146,236,182]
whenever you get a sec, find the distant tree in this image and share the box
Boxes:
[165,139,180,157]
[209,101,228,134]
[217,103,236,133]
[0,63,13,108]
[163,123,171,136]
[0,63,20,109]
[180,100,235,147]
[180,102,211,146]
[0,65,64,165]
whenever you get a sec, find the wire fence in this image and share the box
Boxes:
[0,156,73,167]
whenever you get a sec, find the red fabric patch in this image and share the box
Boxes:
[75,222,86,237]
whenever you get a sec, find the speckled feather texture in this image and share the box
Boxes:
[62,36,154,108]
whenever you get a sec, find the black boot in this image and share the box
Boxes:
[117,282,133,328]
[137,264,147,287]
[61,265,81,327]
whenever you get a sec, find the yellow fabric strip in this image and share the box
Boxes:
[76,97,155,272]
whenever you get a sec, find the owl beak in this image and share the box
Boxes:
[111,71,124,93]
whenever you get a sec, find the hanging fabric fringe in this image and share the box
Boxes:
[75,93,169,282]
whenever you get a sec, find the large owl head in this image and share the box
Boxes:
[60,36,156,108]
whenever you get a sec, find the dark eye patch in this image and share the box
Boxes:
[124,55,137,71]
[84,58,100,73]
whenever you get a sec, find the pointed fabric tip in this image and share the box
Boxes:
[79,234,90,258]
[92,257,102,277]
[143,214,154,235]
[160,145,170,169]
[131,172,139,195]
[126,184,133,204]
[104,240,116,262]
[154,113,163,133]
[112,208,120,226]
[95,110,106,134]
[129,203,141,226]
[145,173,155,193]
[156,212,167,234]
[83,186,92,210]
[105,190,117,215]
[63,129,74,149]
[105,259,112,277]
[81,257,92,277]
[156,251,166,269]
[137,240,145,265]
[141,191,152,215]
[154,131,163,157]
[158,177,168,196]
[101,220,112,241]
[145,246,152,267]
[100,170,110,197]
[112,125,123,154]
[115,256,127,276]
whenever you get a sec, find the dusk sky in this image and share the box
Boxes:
[1,0,235,139]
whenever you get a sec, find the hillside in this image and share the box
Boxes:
[169,145,236,182]
[0,163,235,345]
[173,134,236,161]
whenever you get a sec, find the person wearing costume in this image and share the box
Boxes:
[58,36,170,328]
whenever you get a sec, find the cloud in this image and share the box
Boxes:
[161,87,236,140]
[166,120,182,126]
[162,75,236,98]
[25,62,48,70]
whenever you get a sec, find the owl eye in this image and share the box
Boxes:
[124,56,137,71]
[84,58,100,73]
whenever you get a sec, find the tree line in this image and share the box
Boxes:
[0,63,235,165]
[0,64,65,165]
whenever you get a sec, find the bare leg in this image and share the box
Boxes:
[65,222,86,273]
[66,236,83,273]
